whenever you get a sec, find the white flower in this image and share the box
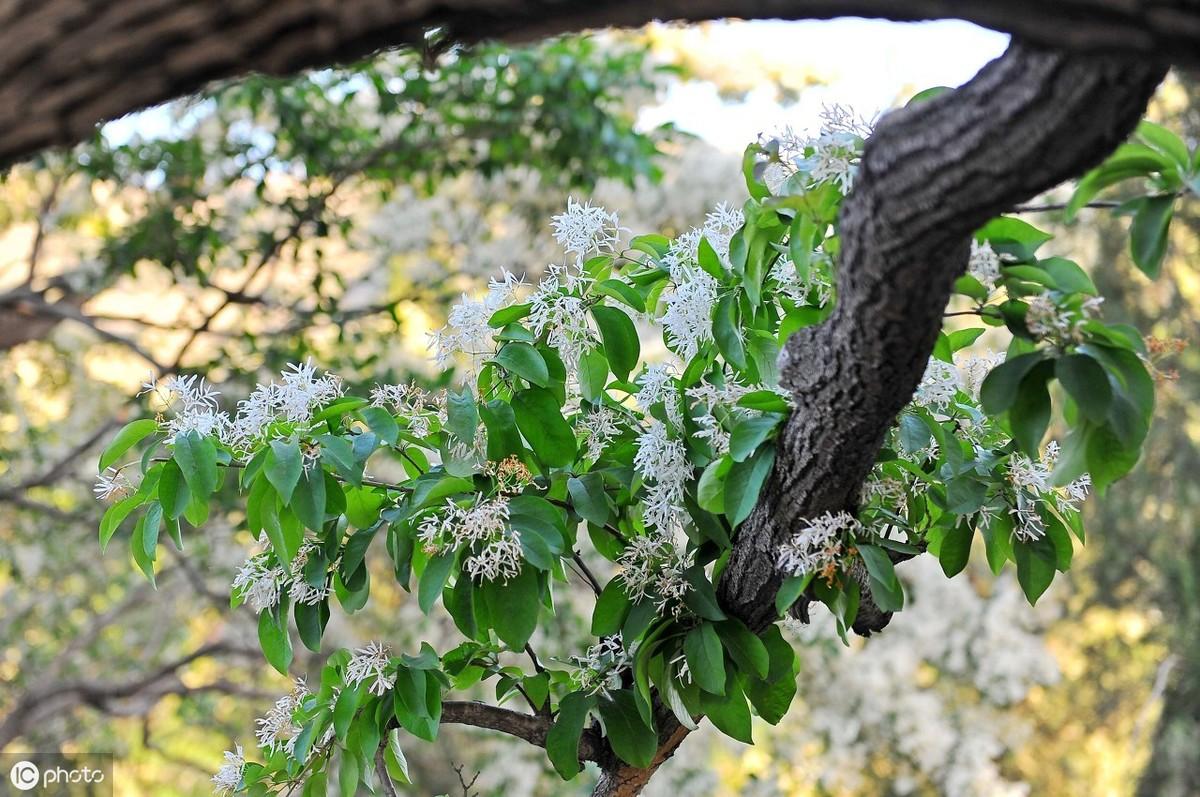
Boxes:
[1060,474,1092,511]
[770,255,834,307]
[255,679,308,755]
[968,241,1002,292]
[1010,492,1046,541]
[417,496,520,582]
[571,635,631,698]
[527,276,598,373]
[618,534,692,613]
[370,382,435,437]
[93,467,135,501]
[211,745,244,796]
[486,269,525,310]
[550,197,623,259]
[633,421,691,537]
[579,406,622,461]
[958,351,1004,401]
[346,641,395,697]
[1007,453,1050,493]
[287,540,329,606]
[777,511,860,579]
[634,364,676,412]
[232,553,285,614]
[913,358,960,409]
[429,294,497,379]
[661,267,719,360]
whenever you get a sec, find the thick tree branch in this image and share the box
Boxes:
[719,42,1167,634]
[1,0,1199,166]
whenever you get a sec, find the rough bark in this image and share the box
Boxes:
[1,0,1199,166]
[587,40,1166,797]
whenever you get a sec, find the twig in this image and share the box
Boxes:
[374,748,400,797]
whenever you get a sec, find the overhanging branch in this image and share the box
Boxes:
[2,0,1200,166]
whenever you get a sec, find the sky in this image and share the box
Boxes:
[642,19,1009,151]
[102,18,1010,153]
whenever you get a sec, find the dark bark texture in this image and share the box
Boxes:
[0,0,1197,166]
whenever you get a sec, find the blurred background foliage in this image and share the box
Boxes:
[0,23,1196,797]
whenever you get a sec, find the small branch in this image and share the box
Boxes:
[571,552,603,596]
[439,700,605,763]
[374,748,400,797]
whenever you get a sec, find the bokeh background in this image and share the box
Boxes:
[1,19,1196,797]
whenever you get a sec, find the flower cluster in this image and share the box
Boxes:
[617,534,692,616]
[93,466,135,502]
[1025,294,1104,345]
[777,511,861,583]
[633,421,691,538]
[660,204,744,360]
[417,495,521,582]
[211,745,244,796]
[968,240,1004,293]
[345,641,395,697]
[1005,442,1091,541]
[762,104,874,194]
[254,679,308,755]
[231,540,329,614]
[550,197,624,261]
[570,635,631,698]
[370,381,439,437]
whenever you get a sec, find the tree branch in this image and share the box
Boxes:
[2,0,1199,166]
[440,700,606,763]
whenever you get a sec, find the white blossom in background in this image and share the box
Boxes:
[255,679,308,755]
[748,555,1060,797]
[550,197,624,261]
[345,641,395,697]
[913,357,961,409]
[968,240,1003,292]
[777,511,860,580]
[211,745,245,796]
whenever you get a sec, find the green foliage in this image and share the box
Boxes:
[92,107,1179,792]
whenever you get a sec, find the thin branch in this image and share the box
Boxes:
[374,748,400,797]
[439,700,605,763]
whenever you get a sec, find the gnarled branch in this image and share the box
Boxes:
[1,0,1200,166]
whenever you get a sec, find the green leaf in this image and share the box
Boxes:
[1056,353,1112,424]
[333,683,362,740]
[446,388,479,445]
[266,439,303,504]
[577,349,609,403]
[728,415,778,463]
[418,551,456,614]
[976,217,1052,261]
[294,600,327,653]
[1086,424,1141,494]
[743,625,797,724]
[591,579,631,636]
[980,352,1043,415]
[546,692,595,779]
[258,608,293,675]
[684,623,726,695]
[100,494,143,551]
[1136,120,1191,171]
[774,573,812,616]
[359,406,399,446]
[713,293,747,370]
[699,676,753,744]
[1040,257,1097,295]
[592,305,640,381]
[484,566,540,649]
[938,522,973,577]
[479,400,524,461]
[158,460,190,521]
[1010,361,1053,455]
[594,279,645,312]
[697,456,731,514]
[724,445,775,528]
[715,619,769,679]
[291,466,327,532]
[489,303,532,327]
[512,387,577,468]
[697,237,727,281]
[173,430,218,500]
[494,341,550,387]
[99,418,158,472]
[598,690,657,769]
[1014,535,1057,604]
[567,473,610,527]
[1129,194,1174,278]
